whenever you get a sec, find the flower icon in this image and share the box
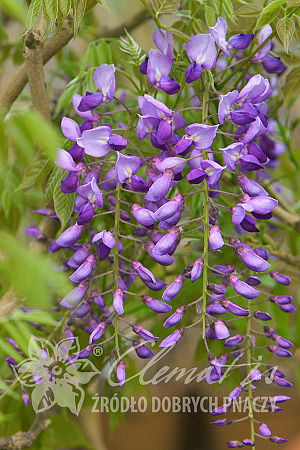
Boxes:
[13,336,100,415]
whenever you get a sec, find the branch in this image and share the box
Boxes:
[0,414,51,449]
[0,9,149,113]
[23,14,51,121]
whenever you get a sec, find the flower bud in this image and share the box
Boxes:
[113,288,125,316]
[117,360,126,387]
[162,275,185,301]
[159,328,184,347]
[142,295,171,313]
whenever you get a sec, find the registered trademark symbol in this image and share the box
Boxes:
[93,346,103,356]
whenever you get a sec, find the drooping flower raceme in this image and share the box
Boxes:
[18,17,294,448]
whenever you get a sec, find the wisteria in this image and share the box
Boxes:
[13,15,295,449]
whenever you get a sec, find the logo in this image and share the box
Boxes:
[13,336,100,415]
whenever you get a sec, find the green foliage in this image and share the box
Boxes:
[255,0,286,30]
[120,30,145,66]
[152,0,179,16]
[277,16,295,52]
[26,0,109,34]
[0,233,71,308]
[53,180,75,229]
[282,65,300,103]
[0,0,27,23]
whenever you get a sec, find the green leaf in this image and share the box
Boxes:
[53,180,75,229]
[152,0,179,16]
[277,16,295,52]
[255,0,286,30]
[0,0,27,23]
[282,65,300,103]
[73,0,87,34]
[45,166,63,204]
[235,4,262,17]
[204,5,216,27]
[57,0,71,28]
[163,25,190,41]
[0,233,71,308]
[16,157,53,191]
[26,0,43,29]
[43,0,59,24]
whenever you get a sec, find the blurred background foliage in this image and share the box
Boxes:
[0,0,300,448]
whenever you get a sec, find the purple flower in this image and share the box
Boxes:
[68,244,91,268]
[237,173,268,197]
[262,55,285,74]
[71,299,92,318]
[214,319,230,339]
[56,223,84,247]
[252,25,272,62]
[218,91,239,124]
[164,306,186,328]
[211,419,233,426]
[253,310,271,321]
[185,34,217,82]
[94,64,115,102]
[201,160,225,186]
[145,241,175,266]
[209,226,224,250]
[133,340,154,359]
[225,300,250,316]
[162,275,185,301]
[25,226,46,240]
[77,126,117,157]
[154,226,180,256]
[132,325,158,342]
[72,93,98,120]
[185,124,218,150]
[153,194,184,221]
[228,385,243,401]
[132,261,155,284]
[60,281,89,309]
[153,29,174,59]
[92,230,116,260]
[209,17,230,55]
[89,321,107,343]
[228,33,254,49]
[69,255,97,283]
[187,168,206,184]
[229,274,259,299]
[249,369,262,381]
[225,334,244,347]
[145,169,174,202]
[147,49,180,94]
[259,423,271,437]
[131,204,155,228]
[117,360,126,387]
[268,345,292,357]
[227,441,244,448]
[77,177,103,207]
[113,288,125,316]
[115,152,141,183]
[191,258,204,282]
[269,436,288,444]
[61,117,82,143]
[159,328,184,347]
[236,246,270,272]
[142,295,171,313]
[238,74,272,104]
[270,271,290,286]
[55,149,82,172]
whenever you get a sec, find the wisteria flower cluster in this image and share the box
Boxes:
[17,17,295,448]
